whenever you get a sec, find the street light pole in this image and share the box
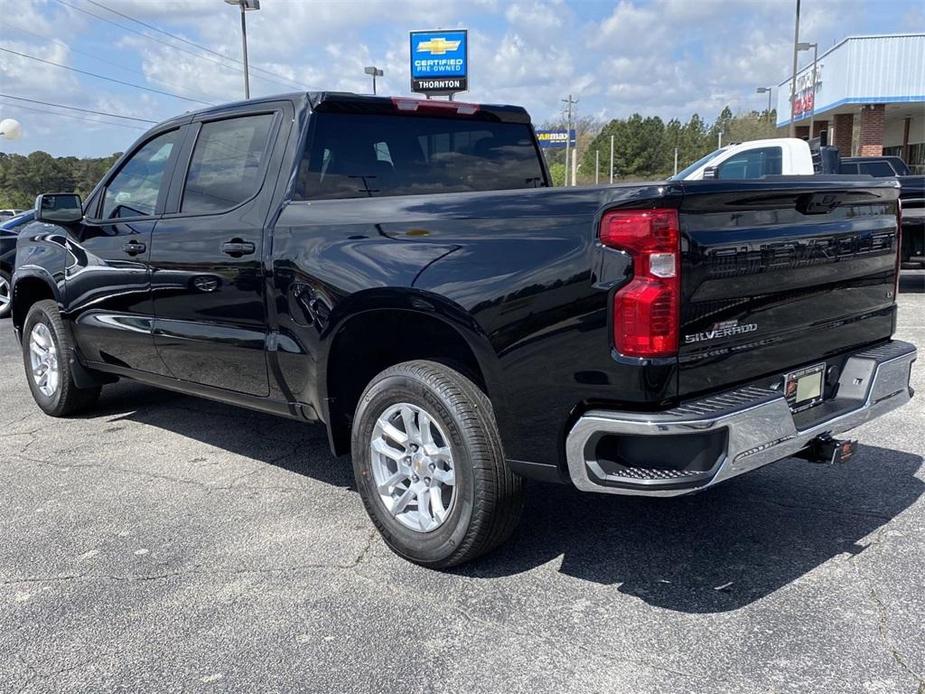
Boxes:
[796,41,818,137]
[224,0,260,100]
[808,43,818,136]
[756,87,772,120]
[788,0,801,137]
[364,66,384,95]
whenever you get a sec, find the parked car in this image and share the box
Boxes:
[11,93,916,567]
[839,156,911,176]
[841,157,925,266]
[0,208,24,221]
[0,210,35,319]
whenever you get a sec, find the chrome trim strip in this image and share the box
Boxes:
[565,340,917,497]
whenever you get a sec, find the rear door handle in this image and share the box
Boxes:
[221,239,256,257]
[122,240,146,256]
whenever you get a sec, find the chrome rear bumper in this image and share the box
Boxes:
[565,340,917,497]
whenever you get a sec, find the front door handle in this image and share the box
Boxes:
[122,240,146,256]
[221,239,256,257]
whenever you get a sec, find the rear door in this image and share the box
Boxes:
[676,178,901,397]
[149,106,285,396]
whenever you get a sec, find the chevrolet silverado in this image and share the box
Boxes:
[11,93,916,567]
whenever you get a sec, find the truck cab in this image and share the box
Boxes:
[671,138,815,181]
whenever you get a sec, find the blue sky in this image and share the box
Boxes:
[1,0,923,157]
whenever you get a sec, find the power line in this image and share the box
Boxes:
[0,100,147,131]
[84,0,311,90]
[9,25,220,106]
[0,94,157,123]
[0,46,214,106]
[54,0,310,93]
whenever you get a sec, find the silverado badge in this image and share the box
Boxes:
[684,320,758,344]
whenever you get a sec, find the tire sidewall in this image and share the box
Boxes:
[22,303,65,414]
[352,372,477,565]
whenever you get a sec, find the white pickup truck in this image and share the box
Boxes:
[670,138,814,180]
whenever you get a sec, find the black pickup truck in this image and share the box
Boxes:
[10,93,917,567]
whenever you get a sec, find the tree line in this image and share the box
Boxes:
[0,151,121,209]
[544,106,778,185]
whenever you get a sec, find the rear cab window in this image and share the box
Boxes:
[296,112,546,200]
[716,147,782,180]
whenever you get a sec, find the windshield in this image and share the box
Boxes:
[669,148,727,180]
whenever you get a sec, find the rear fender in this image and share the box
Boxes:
[318,287,505,435]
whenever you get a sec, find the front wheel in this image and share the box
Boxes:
[22,300,101,417]
[0,271,11,319]
[351,360,524,569]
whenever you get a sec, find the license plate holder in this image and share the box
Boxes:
[784,363,825,413]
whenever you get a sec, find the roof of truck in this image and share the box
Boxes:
[162,92,532,126]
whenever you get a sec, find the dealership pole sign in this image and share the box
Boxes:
[410,30,468,95]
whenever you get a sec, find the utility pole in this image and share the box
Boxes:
[788,0,801,137]
[595,150,599,185]
[673,147,679,176]
[562,94,578,187]
[609,134,614,184]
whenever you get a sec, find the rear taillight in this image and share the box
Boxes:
[600,208,680,358]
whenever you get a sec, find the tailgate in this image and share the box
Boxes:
[677,177,901,397]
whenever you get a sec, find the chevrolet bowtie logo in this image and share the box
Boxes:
[417,37,461,55]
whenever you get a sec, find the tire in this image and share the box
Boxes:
[0,270,11,319]
[22,300,101,417]
[351,360,525,569]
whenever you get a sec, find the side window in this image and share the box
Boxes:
[840,163,859,174]
[181,114,274,214]
[717,147,783,180]
[101,130,179,219]
[858,161,895,177]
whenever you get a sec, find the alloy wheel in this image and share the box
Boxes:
[370,402,457,533]
[29,322,59,397]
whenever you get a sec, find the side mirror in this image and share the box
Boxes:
[35,193,83,224]
[702,166,717,179]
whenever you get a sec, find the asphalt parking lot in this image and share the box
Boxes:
[1,272,923,694]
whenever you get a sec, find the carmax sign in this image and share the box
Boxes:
[410,29,468,95]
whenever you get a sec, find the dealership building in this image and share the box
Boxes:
[776,33,925,172]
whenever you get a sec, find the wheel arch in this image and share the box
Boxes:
[11,270,60,335]
[320,288,503,456]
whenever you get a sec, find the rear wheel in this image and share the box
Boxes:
[351,360,525,569]
[0,271,11,319]
[22,300,101,417]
